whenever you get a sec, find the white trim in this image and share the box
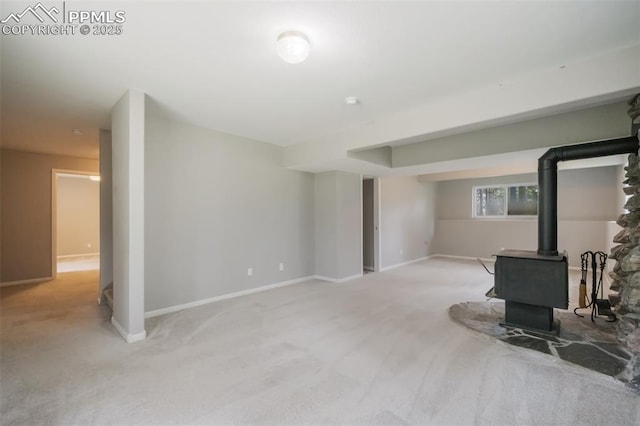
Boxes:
[145,276,314,319]
[52,169,57,280]
[0,276,53,287]
[51,168,98,280]
[362,176,381,273]
[57,253,100,259]
[374,177,381,272]
[111,316,146,343]
[314,273,363,283]
[380,256,430,272]
[360,174,364,275]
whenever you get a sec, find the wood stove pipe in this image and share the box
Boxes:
[538,135,639,257]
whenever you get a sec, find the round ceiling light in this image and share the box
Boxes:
[344,96,360,105]
[277,31,310,64]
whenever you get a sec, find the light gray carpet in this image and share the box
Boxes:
[2,258,639,425]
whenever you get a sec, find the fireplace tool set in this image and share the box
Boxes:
[574,251,615,322]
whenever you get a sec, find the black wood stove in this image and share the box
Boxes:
[495,250,568,331]
[494,136,639,333]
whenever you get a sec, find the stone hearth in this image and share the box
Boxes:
[449,302,638,390]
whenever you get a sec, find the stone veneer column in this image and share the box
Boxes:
[610,93,640,385]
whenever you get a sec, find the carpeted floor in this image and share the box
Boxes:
[1,258,639,425]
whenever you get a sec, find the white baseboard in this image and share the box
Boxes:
[0,276,53,287]
[111,317,146,343]
[57,253,100,259]
[313,273,363,283]
[145,275,315,319]
[380,256,430,272]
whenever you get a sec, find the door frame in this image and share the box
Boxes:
[51,169,99,279]
[362,176,381,272]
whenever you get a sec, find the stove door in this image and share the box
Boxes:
[495,255,568,309]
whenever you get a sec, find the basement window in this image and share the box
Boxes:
[473,184,538,218]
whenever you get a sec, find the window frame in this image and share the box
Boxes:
[472,183,538,219]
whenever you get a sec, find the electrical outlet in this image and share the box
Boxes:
[279,263,284,271]
[247,267,253,276]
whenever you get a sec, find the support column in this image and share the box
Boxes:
[110,90,146,343]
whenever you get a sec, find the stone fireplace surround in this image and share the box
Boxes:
[609,94,640,387]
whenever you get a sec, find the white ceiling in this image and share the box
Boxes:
[1,1,639,168]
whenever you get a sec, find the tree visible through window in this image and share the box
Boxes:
[475,186,505,216]
[508,185,538,215]
[474,184,538,217]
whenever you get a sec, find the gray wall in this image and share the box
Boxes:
[336,172,363,278]
[314,171,362,279]
[56,175,100,256]
[314,172,338,278]
[362,179,374,269]
[432,166,619,266]
[0,149,98,283]
[617,163,627,215]
[99,130,113,297]
[144,113,315,312]
[606,161,630,293]
[379,176,436,269]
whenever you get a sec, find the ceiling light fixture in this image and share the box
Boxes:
[277,31,310,64]
[72,128,83,136]
[344,96,360,105]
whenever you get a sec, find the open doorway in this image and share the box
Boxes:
[363,177,380,273]
[52,170,101,275]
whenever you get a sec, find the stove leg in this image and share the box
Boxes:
[503,301,554,332]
